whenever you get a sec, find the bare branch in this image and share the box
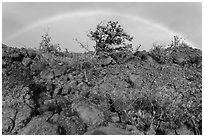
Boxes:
[74,38,90,52]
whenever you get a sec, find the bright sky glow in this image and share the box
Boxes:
[3,2,201,52]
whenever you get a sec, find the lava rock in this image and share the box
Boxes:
[111,113,120,123]
[20,48,28,57]
[173,54,186,65]
[40,69,54,80]
[102,56,116,66]
[12,104,33,133]
[72,100,105,127]
[57,114,86,135]
[2,60,7,68]
[146,124,156,135]
[10,50,24,61]
[30,60,48,75]
[53,86,62,97]
[176,125,194,135]
[2,107,17,120]
[39,99,58,114]
[61,80,78,95]
[84,123,131,135]
[112,116,120,123]
[55,95,71,110]
[22,57,32,67]
[166,129,176,135]
[129,74,143,87]
[19,116,60,135]
[52,66,66,78]
[49,113,60,124]
[27,49,36,59]
[126,124,144,135]
[21,86,35,108]
[2,117,15,134]
[43,98,56,106]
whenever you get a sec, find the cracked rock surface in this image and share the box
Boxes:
[2,44,202,135]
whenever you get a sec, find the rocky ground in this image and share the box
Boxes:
[2,43,202,135]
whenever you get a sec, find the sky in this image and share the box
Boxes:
[2,2,202,52]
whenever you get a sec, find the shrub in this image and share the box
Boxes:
[169,35,183,48]
[39,32,61,53]
[149,44,170,64]
[149,35,201,68]
[167,36,202,69]
[87,21,133,54]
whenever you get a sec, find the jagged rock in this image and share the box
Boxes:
[21,87,35,108]
[55,95,71,110]
[2,60,7,68]
[110,51,131,63]
[135,50,149,60]
[20,48,28,57]
[42,96,71,114]
[2,117,15,134]
[61,80,78,95]
[43,98,56,106]
[12,104,33,133]
[10,50,24,61]
[2,95,17,107]
[126,124,144,135]
[30,60,48,75]
[72,100,105,127]
[166,129,176,135]
[96,81,114,94]
[113,99,127,114]
[82,61,93,70]
[2,107,17,120]
[5,63,32,87]
[38,99,58,114]
[22,57,32,67]
[129,74,143,87]
[19,115,60,135]
[76,81,87,88]
[58,74,70,83]
[176,125,194,135]
[57,114,86,135]
[52,66,66,78]
[146,55,156,64]
[49,113,60,123]
[111,115,120,123]
[27,49,36,59]
[53,86,62,97]
[146,124,156,135]
[103,56,116,66]
[45,80,54,91]
[40,69,54,80]
[84,123,131,135]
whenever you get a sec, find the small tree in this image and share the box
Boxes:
[87,21,133,54]
[39,32,61,53]
[169,35,183,48]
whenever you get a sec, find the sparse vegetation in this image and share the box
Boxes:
[149,35,202,70]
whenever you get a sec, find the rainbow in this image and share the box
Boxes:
[4,10,194,46]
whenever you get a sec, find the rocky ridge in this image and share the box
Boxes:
[2,43,202,135]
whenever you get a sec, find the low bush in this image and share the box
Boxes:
[39,32,61,54]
